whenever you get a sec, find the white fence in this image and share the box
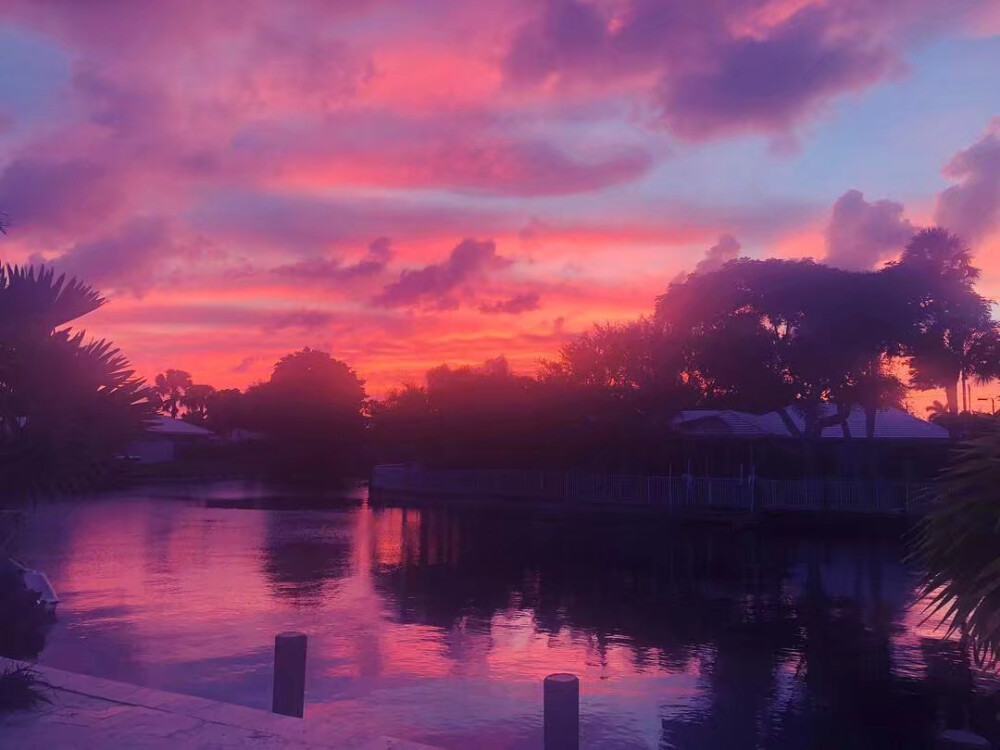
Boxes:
[370,465,926,516]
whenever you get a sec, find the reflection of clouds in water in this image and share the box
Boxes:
[12,491,992,749]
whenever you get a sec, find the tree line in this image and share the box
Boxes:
[136,226,998,471]
[2,225,998,487]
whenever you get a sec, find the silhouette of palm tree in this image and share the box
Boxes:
[153,369,193,419]
[0,263,155,493]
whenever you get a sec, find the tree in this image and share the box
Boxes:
[655,258,912,438]
[890,228,1000,413]
[153,369,192,419]
[180,383,216,424]
[202,388,247,434]
[0,265,155,493]
[915,430,1000,665]
[245,348,367,476]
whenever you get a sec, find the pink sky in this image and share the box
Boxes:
[0,0,997,403]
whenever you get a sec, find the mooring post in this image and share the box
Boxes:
[935,729,991,749]
[544,673,579,750]
[272,631,307,718]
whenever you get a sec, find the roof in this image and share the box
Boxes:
[673,405,948,440]
[146,416,216,438]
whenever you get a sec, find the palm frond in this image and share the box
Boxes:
[0,264,104,333]
[913,429,1000,664]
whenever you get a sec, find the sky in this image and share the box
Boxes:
[0,0,998,400]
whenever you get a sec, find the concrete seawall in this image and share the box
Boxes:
[1,661,439,749]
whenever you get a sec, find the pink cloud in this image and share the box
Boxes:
[825,189,915,270]
[936,118,1000,243]
[479,292,543,315]
[237,110,652,196]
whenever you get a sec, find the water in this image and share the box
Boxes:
[8,482,996,749]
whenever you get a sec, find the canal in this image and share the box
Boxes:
[8,482,996,749]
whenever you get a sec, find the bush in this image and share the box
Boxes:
[0,563,53,661]
[0,663,49,712]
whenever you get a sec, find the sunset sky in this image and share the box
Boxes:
[0,0,998,399]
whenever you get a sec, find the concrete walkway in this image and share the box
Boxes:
[1,662,439,749]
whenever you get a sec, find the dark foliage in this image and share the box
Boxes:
[0,663,49,713]
[0,563,53,661]
[0,265,157,495]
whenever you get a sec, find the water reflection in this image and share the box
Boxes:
[9,489,997,749]
[261,511,352,605]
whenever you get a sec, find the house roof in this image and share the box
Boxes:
[146,416,216,437]
[673,405,948,440]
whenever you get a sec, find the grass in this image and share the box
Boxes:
[0,662,50,712]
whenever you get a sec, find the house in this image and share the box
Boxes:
[125,416,217,463]
[668,405,950,481]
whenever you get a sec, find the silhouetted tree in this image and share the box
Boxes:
[202,387,247,434]
[245,348,366,477]
[890,228,1000,413]
[153,369,192,419]
[656,258,911,438]
[180,383,216,424]
[0,265,155,493]
[915,429,1000,665]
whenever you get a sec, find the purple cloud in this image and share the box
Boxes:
[936,118,1000,243]
[503,0,953,140]
[273,237,393,284]
[45,216,175,296]
[657,8,894,139]
[673,234,741,283]
[375,239,512,309]
[0,157,125,235]
[825,189,914,270]
[479,292,542,315]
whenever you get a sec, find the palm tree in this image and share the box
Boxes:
[0,264,155,494]
[914,429,1000,665]
[926,400,949,421]
[153,369,192,419]
[180,383,216,423]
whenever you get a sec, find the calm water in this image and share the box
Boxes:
[9,482,995,749]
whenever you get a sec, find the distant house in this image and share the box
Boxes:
[673,405,949,441]
[125,416,217,463]
[668,405,949,481]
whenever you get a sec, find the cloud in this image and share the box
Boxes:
[479,292,542,314]
[265,309,337,331]
[502,0,979,140]
[45,216,176,296]
[672,234,741,283]
[0,157,125,236]
[825,189,914,270]
[375,238,512,309]
[193,190,508,253]
[236,110,653,196]
[935,118,1000,243]
[272,237,394,284]
[656,7,895,139]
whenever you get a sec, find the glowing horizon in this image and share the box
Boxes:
[0,1,997,401]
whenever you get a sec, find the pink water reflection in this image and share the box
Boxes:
[12,486,994,749]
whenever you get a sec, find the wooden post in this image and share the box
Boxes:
[272,632,307,718]
[935,730,991,749]
[544,673,579,750]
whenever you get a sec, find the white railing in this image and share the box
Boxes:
[371,466,926,516]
